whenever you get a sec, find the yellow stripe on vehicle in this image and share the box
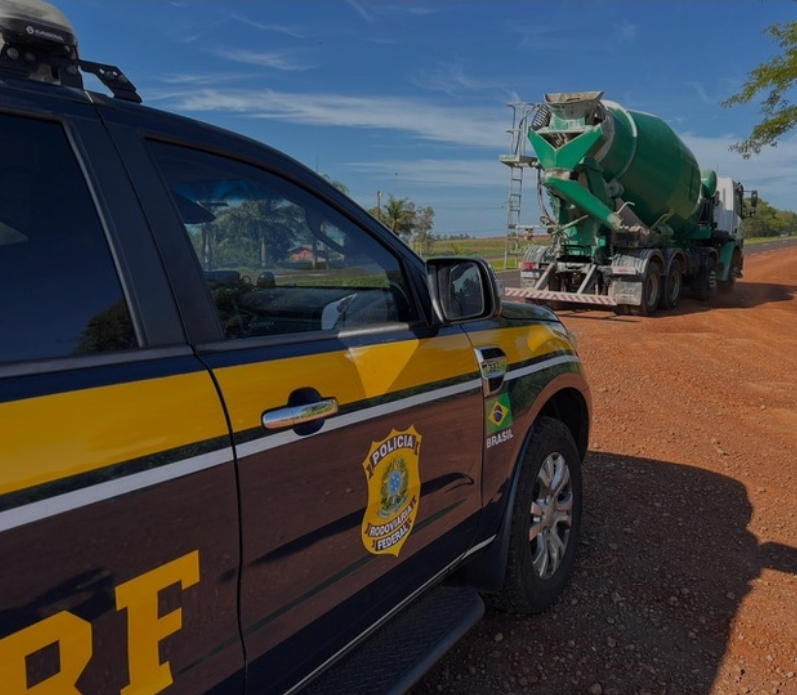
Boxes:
[0,372,229,497]
[468,324,576,365]
[214,334,482,433]
[216,325,574,435]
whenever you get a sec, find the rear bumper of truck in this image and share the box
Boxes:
[503,287,619,306]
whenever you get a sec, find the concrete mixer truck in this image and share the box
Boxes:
[504,91,758,315]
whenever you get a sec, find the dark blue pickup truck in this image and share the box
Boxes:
[0,2,591,694]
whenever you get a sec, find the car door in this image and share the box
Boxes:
[0,92,244,695]
[102,109,487,694]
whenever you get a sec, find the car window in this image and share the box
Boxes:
[147,141,416,339]
[0,113,136,364]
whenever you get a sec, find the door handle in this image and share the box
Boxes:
[474,346,507,396]
[261,398,339,430]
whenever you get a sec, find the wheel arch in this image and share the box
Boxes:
[662,248,686,276]
[638,248,665,275]
[537,386,590,461]
[718,242,743,281]
[450,386,590,593]
[647,252,664,275]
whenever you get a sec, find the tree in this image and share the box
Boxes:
[371,194,416,239]
[722,16,797,157]
[776,207,797,236]
[413,205,435,254]
[744,197,779,237]
[322,174,350,195]
[740,196,797,237]
[214,198,303,268]
[369,194,436,249]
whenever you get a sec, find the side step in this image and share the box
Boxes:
[301,585,484,695]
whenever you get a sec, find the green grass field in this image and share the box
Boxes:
[425,236,546,270]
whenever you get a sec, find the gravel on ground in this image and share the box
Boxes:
[412,243,797,695]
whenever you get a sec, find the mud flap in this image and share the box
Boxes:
[609,278,643,306]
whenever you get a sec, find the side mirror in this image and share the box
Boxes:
[425,257,501,323]
[746,190,759,218]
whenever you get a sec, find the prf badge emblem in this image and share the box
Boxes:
[361,426,422,556]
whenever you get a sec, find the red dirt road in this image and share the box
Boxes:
[413,243,797,695]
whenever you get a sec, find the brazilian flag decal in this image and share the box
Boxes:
[486,393,513,434]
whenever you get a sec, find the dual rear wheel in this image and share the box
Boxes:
[659,260,683,310]
[626,260,681,316]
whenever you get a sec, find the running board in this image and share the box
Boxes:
[302,585,484,695]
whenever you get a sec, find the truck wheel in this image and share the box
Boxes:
[693,256,717,301]
[717,252,741,295]
[547,276,565,312]
[658,260,682,310]
[491,417,582,614]
[634,264,660,316]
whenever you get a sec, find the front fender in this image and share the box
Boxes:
[717,242,743,281]
[450,372,591,593]
[448,421,536,593]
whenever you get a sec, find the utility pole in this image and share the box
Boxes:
[376,189,382,221]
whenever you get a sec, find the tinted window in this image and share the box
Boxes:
[147,141,415,339]
[0,114,136,364]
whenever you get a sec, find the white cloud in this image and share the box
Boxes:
[412,65,507,95]
[227,14,308,39]
[619,20,637,40]
[509,24,558,50]
[158,72,257,86]
[681,132,797,211]
[344,0,448,23]
[507,22,607,53]
[405,5,448,16]
[155,88,509,148]
[166,19,228,45]
[213,48,316,71]
[346,0,374,23]
[684,81,711,105]
[346,157,510,188]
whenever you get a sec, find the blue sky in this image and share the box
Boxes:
[60,0,797,238]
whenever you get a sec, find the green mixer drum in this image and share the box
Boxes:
[598,101,703,237]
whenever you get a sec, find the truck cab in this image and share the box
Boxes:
[713,176,749,241]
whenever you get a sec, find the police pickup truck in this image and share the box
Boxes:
[0,2,591,694]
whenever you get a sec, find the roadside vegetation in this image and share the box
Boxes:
[368,191,794,272]
[723,13,797,157]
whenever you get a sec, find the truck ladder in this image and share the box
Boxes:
[500,102,539,269]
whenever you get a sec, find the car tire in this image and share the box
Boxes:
[490,417,582,614]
